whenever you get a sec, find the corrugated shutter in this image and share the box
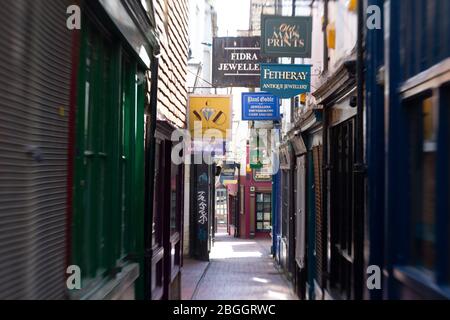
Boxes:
[0,0,72,299]
[295,156,306,268]
[313,146,323,287]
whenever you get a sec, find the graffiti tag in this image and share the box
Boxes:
[197,191,208,225]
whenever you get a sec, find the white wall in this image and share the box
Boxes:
[278,0,358,136]
[184,0,217,256]
[187,0,215,94]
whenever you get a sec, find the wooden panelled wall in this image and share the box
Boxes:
[150,0,189,128]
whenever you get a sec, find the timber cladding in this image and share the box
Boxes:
[151,0,189,128]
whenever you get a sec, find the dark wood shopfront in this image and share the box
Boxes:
[149,121,183,300]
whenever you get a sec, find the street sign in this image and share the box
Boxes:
[212,37,273,88]
[242,92,280,121]
[260,64,311,99]
[261,15,312,58]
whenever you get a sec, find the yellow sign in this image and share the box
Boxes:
[223,180,238,185]
[188,95,232,140]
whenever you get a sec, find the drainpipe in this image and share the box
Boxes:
[354,0,367,300]
[144,56,160,301]
[323,0,329,73]
[236,163,241,238]
[290,0,297,124]
[320,0,331,294]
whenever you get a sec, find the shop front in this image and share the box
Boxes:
[70,0,158,300]
[313,59,364,300]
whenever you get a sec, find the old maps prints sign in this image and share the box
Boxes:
[261,15,312,58]
[260,64,311,99]
[212,37,270,87]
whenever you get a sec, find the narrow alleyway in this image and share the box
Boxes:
[190,230,297,300]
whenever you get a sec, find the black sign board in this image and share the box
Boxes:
[212,36,272,88]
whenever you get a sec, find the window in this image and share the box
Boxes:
[410,96,437,272]
[120,55,134,257]
[152,141,162,247]
[73,17,145,286]
[256,192,272,231]
[400,60,450,294]
[443,85,450,285]
[74,23,116,278]
[329,119,355,299]
[170,161,182,235]
[282,170,290,237]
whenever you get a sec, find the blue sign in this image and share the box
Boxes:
[242,92,280,121]
[260,64,311,99]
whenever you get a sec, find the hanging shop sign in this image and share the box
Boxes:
[212,37,274,87]
[260,64,311,99]
[188,95,232,140]
[249,129,272,169]
[220,164,237,184]
[242,92,281,121]
[279,143,293,170]
[261,15,312,58]
[291,132,307,156]
[253,169,272,182]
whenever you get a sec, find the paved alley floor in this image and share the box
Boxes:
[191,231,298,300]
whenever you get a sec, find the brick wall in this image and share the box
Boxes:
[152,0,189,129]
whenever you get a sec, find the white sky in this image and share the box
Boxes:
[214,0,251,36]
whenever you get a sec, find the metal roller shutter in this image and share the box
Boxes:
[0,0,73,299]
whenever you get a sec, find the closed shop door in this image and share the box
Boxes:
[0,0,73,299]
[295,156,306,269]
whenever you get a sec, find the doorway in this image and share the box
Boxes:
[215,188,228,234]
